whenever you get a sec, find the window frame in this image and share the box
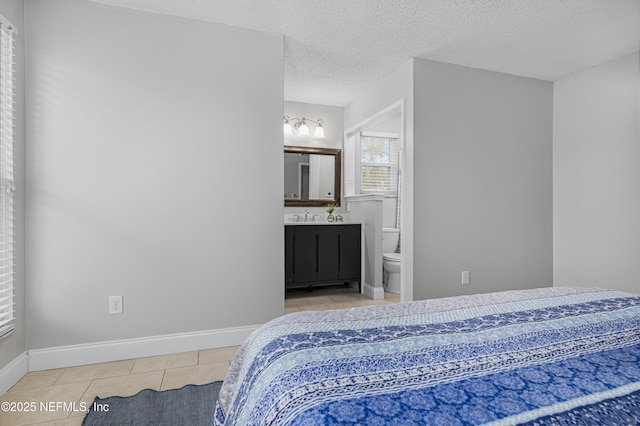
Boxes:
[357,131,399,197]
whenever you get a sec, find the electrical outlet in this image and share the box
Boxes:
[109,295,123,315]
[461,271,470,285]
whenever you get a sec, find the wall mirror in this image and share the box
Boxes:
[284,146,341,207]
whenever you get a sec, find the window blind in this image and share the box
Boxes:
[359,132,399,195]
[0,16,15,340]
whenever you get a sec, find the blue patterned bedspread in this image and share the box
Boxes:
[214,287,640,425]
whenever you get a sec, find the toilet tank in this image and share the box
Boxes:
[382,228,400,253]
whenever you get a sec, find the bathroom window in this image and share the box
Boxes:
[358,132,399,196]
[0,16,15,340]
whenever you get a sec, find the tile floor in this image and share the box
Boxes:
[1,288,400,426]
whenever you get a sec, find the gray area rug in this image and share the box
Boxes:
[82,381,223,426]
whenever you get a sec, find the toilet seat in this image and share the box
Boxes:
[383,253,401,262]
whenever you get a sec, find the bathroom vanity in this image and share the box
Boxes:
[284,223,361,292]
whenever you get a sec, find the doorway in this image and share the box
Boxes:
[343,100,409,301]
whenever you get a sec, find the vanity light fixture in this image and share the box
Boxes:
[283,116,325,139]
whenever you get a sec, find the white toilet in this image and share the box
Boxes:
[382,228,401,294]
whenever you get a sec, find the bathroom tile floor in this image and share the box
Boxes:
[1,289,400,426]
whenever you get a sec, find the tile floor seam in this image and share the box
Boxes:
[159,368,167,390]
[77,379,94,416]
[53,368,69,386]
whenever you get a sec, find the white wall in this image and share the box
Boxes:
[0,0,25,372]
[413,58,553,300]
[344,195,384,298]
[554,52,640,294]
[25,0,284,350]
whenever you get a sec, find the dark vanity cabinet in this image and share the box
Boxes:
[285,224,361,291]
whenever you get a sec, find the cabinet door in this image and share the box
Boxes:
[338,224,361,280]
[292,226,317,283]
[316,226,339,281]
[284,226,295,286]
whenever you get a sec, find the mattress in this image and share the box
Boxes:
[215,286,640,425]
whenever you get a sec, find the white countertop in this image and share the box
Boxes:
[284,221,362,225]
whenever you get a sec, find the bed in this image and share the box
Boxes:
[214,286,640,425]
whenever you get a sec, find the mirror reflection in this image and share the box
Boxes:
[284,146,341,207]
[285,153,335,200]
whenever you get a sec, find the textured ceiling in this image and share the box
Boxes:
[91,0,640,106]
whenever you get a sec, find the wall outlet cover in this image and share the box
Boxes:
[109,295,123,315]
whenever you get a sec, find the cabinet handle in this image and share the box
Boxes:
[292,235,295,274]
[315,233,319,272]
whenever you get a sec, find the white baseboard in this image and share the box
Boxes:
[362,282,385,300]
[28,324,261,372]
[0,351,28,395]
